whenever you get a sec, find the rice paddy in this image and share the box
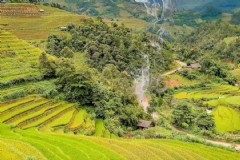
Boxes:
[0,96,100,135]
[0,30,43,86]
[174,84,240,132]
[213,106,240,132]
[1,123,240,160]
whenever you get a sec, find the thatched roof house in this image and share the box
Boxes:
[137,120,154,129]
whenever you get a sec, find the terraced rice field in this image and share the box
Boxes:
[174,84,240,132]
[0,4,150,40]
[0,4,87,40]
[0,30,43,85]
[1,124,240,160]
[0,96,97,134]
[94,119,110,138]
[0,3,40,16]
[214,106,240,132]
[174,85,240,100]
[0,80,55,101]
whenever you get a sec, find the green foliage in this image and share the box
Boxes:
[60,46,74,58]
[200,56,236,84]
[177,21,240,84]
[39,53,56,78]
[54,61,143,129]
[46,35,67,57]
[196,113,215,130]
[231,11,240,24]
[172,101,196,128]
[46,18,173,75]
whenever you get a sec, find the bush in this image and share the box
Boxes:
[172,101,196,128]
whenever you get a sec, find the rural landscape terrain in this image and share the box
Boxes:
[0,0,240,159]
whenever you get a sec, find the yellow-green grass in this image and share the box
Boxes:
[174,85,240,100]
[164,74,198,87]
[213,106,240,132]
[206,96,240,107]
[94,119,108,137]
[0,138,47,160]
[1,124,240,160]
[8,102,64,127]
[69,109,86,129]
[0,96,35,112]
[0,4,87,40]
[46,108,75,128]
[223,36,239,45]
[0,96,97,134]
[0,98,50,123]
[0,80,55,102]
[0,3,150,41]
[0,3,40,16]
[231,68,240,80]
[4,96,98,135]
[21,103,74,129]
[174,84,240,132]
[0,30,45,85]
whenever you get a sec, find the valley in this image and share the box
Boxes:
[0,0,240,159]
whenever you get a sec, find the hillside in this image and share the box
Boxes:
[0,3,149,40]
[1,123,240,160]
[0,30,43,86]
[0,3,41,16]
[0,4,87,40]
[0,95,111,136]
[174,84,240,132]
[1,1,240,159]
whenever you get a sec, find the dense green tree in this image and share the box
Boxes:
[39,53,56,78]
[172,101,196,128]
[60,47,74,58]
[196,113,215,130]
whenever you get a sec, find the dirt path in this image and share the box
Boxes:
[172,127,240,151]
[162,60,187,77]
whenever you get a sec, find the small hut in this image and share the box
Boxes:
[0,0,7,3]
[187,63,201,69]
[137,120,154,129]
[39,9,45,13]
[59,26,67,31]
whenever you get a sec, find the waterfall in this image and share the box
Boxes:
[135,0,176,115]
[135,54,150,112]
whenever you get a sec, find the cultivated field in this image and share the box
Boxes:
[1,123,240,160]
[0,3,148,41]
[0,3,40,16]
[174,84,240,132]
[0,30,43,85]
[0,4,86,40]
[0,96,106,136]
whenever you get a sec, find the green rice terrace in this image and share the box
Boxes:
[0,96,240,160]
[174,84,240,132]
[0,30,43,86]
[1,123,240,160]
[1,1,240,159]
[0,95,104,135]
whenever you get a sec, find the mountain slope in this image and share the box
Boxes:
[0,30,43,86]
[1,123,240,160]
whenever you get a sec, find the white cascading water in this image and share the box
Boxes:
[135,0,176,116]
[135,54,150,112]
